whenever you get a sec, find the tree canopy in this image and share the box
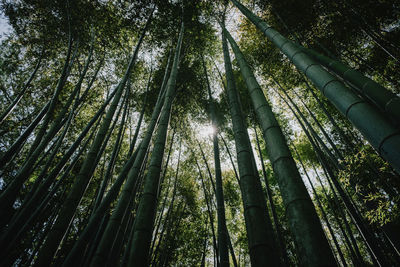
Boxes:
[0,0,399,266]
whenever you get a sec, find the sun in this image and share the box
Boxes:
[199,125,216,138]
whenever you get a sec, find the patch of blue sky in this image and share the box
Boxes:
[0,11,12,41]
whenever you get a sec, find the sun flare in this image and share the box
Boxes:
[199,125,216,138]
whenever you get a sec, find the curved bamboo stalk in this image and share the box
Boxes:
[225,27,335,266]
[230,0,400,174]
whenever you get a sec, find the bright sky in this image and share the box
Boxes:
[0,11,11,41]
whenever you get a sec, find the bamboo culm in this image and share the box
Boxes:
[125,21,184,267]
[253,125,290,267]
[32,12,149,264]
[0,49,43,125]
[276,87,389,266]
[225,27,335,266]
[63,53,171,265]
[301,45,400,123]
[230,0,400,174]
[66,43,169,267]
[204,56,230,267]
[221,23,280,266]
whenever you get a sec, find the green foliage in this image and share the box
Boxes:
[0,0,399,265]
[339,145,400,226]
[292,137,319,165]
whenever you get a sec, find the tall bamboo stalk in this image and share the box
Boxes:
[221,21,280,266]
[125,21,184,267]
[230,0,400,174]
[225,27,335,266]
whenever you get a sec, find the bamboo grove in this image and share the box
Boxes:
[0,0,399,266]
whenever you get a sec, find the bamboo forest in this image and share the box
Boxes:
[1,0,400,266]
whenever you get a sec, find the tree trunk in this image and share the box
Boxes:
[151,139,181,266]
[221,22,280,266]
[219,134,240,184]
[0,49,43,125]
[225,27,335,266]
[196,158,219,267]
[230,0,400,174]
[94,87,130,209]
[293,146,347,266]
[125,21,184,267]
[203,56,230,267]
[275,84,389,265]
[253,125,290,267]
[32,11,150,265]
[302,45,400,122]
[0,35,94,220]
[70,54,167,267]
